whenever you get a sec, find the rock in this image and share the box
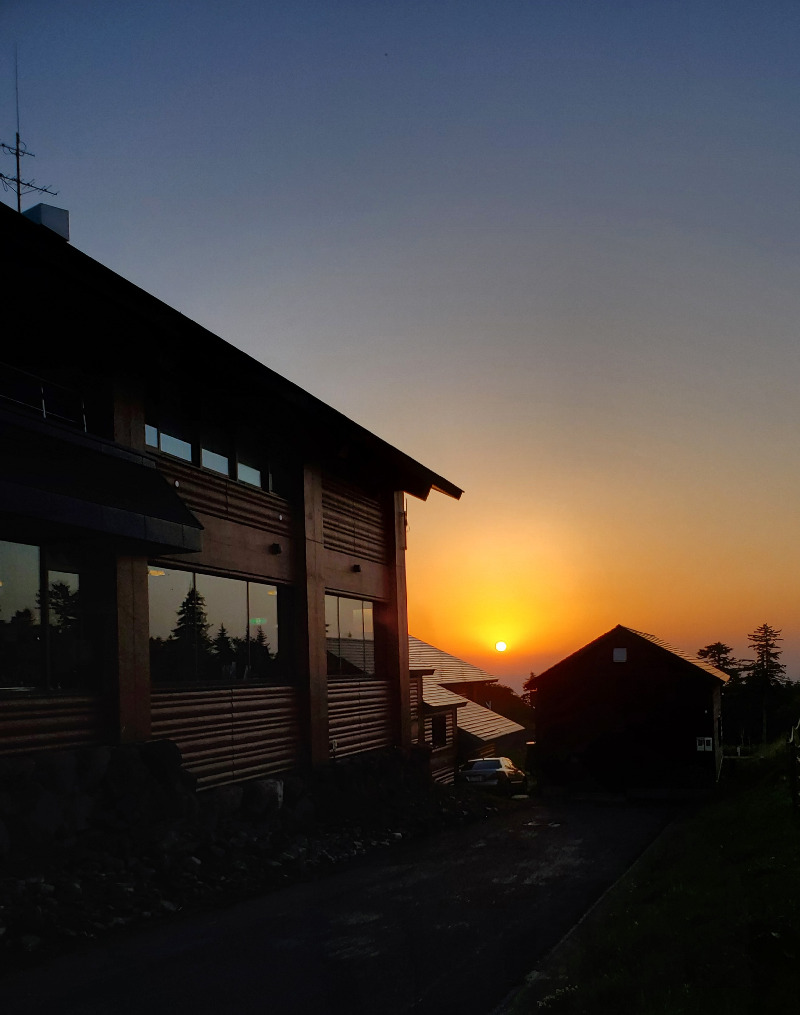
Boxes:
[36,751,78,796]
[77,747,111,792]
[139,740,183,776]
[286,795,316,832]
[211,784,244,819]
[241,779,283,818]
[27,789,66,840]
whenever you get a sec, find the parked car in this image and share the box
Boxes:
[458,757,528,795]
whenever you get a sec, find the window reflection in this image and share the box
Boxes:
[0,541,41,689]
[325,594,375,677]
[237,462,261,487]
[201,448,229,475]
[159,431,193,461]
[0,540,101,693]
[47,569,84,688]
[148,567,287,685]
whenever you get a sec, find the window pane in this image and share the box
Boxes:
[362,600,374,676]
[148,567,195,683]
[160,432,193,461]
[197,573,247,681]
[237,462,261,487]
[327,595,371,676]
[47,569,84,689]
[0,540,41,689]
[201,448,229,475]
[248,582,279,680]
[145,424,158,447]
[338,598,362,642]
[325,594,339,675]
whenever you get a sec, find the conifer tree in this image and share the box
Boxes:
[170,586,212,679]
[744,623,786,746]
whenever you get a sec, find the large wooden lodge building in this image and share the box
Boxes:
[0,203,462,796]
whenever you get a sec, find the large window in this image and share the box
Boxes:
[325,594,375,677]
[0,539,102,692]
[148,567,290,684]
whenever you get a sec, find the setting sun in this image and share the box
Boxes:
[495,641,507,652]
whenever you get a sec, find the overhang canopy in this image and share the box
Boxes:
[0,410,202,554]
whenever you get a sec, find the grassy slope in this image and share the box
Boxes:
[509,748,800,1014]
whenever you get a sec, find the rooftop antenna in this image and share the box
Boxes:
[0,45,57,212]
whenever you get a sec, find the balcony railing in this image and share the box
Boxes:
[0,361,87,431]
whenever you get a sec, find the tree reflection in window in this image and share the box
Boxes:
[0,540,98,692]
[148,567,286,684]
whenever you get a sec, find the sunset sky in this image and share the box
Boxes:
[3,2,799,691]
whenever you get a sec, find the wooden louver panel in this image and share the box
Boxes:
[327,678,393,757]
[322,477,386,563]
[0,695,104,756]
[151,685,301,788]
[155,458,292,536]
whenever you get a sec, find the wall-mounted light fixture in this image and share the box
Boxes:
[269,543,282,555]
[351,564,361,573]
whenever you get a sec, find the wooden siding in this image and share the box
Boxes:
[151,685,301,788]
[430,749,456,784]
[328,677,393,757]
[0,696,105,756]
[155,458,293,536]
[409,678,420,720]
[322,477,386,564]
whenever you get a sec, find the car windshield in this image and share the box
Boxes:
[465,760,502,771]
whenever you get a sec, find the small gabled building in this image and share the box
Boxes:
[408,637,527,771]
[528,625,728,793]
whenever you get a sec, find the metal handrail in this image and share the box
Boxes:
[0,360,86,431]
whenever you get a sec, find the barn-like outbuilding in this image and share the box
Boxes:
[528,625,728,793]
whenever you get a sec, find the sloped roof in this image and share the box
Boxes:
[421,679,468,710]
[623,627,729,682]
[408,636,497,685]
[4,204,462,503]
[455,699,525,742]
[411,638,525,741]
[532,624,729,685]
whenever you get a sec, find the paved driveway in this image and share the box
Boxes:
[1,798,673,1015]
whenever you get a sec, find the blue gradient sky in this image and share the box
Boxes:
[3,2,799,688]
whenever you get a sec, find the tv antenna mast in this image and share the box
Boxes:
[0,46,57,212]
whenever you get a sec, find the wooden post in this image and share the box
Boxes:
[300,465,329,766]
[115,556,151,742]
[384,490,411,749]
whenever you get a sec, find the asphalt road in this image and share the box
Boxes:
[1,797,673,1015]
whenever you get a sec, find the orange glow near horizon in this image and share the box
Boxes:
[405,472,800,694]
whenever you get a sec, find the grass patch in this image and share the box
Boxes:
[508,746,800,1014]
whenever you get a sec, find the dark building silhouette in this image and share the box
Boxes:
[528,625,728,793]
[0,202,461,794]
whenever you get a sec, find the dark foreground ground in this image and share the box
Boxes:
[0,797,673,1015]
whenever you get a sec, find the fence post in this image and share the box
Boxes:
[789,719,800,819]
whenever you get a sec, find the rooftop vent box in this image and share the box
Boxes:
[22,203,69,242]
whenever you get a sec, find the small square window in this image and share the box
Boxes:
[159,432,193,461]
[202,448,229,475]
[237,462,262,487]
[612,648,627,663]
